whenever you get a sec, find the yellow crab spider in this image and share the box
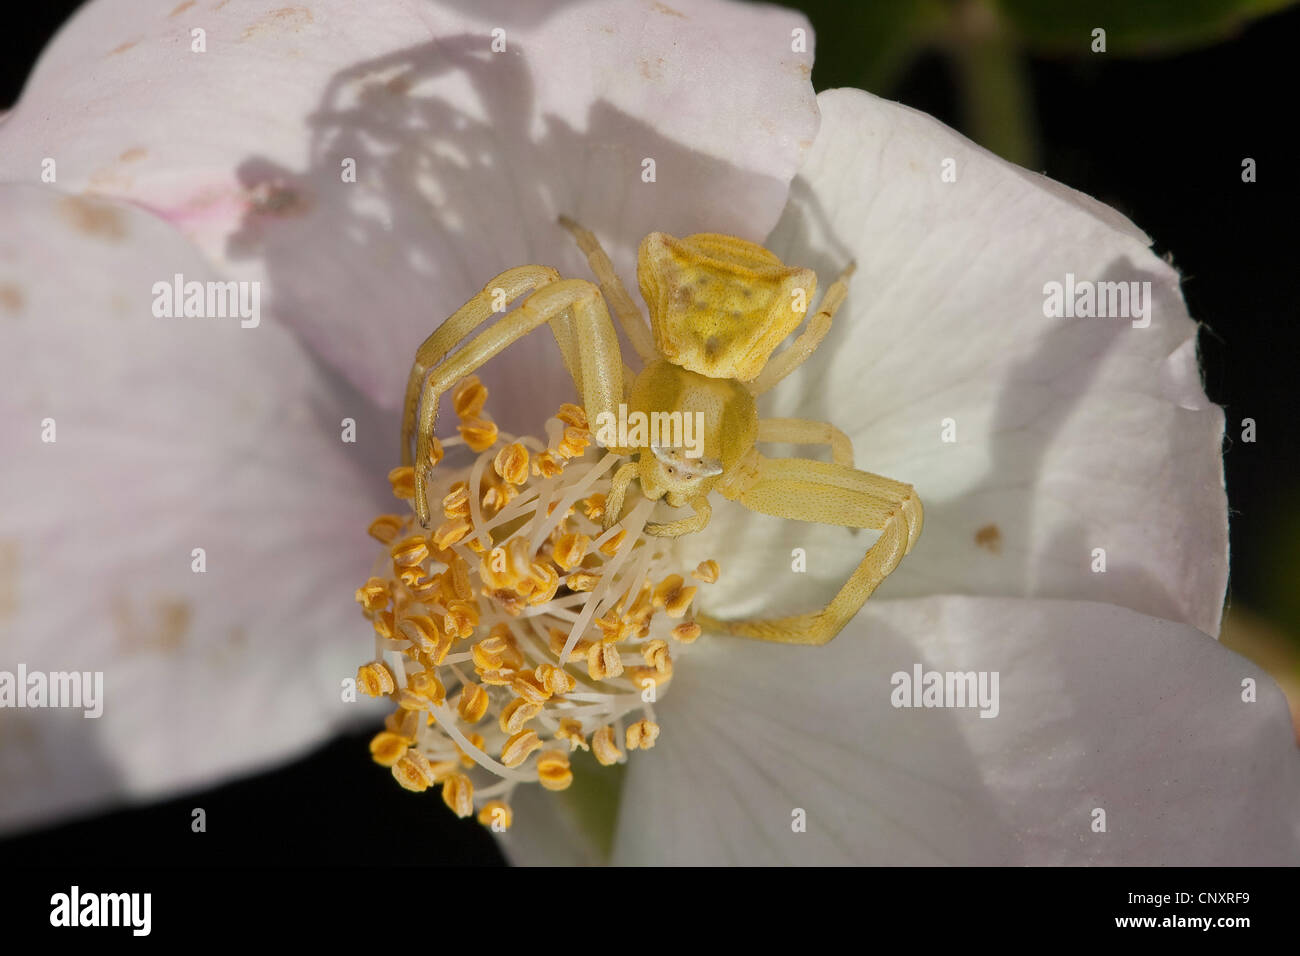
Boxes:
[399,217,922,646]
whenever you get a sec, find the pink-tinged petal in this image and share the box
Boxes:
[610,596,1300,865]
[0,0,818,429]
[700,88,1226,636]
[0,185,390,832]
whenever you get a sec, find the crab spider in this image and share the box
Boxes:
[400,218,922,646]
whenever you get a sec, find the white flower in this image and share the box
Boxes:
[0,0,1295,864]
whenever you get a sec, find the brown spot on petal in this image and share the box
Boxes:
[0,283,24,315]
[652,1,687,17]
[170,1,196,15]
[57,196,127,241]
[241,6,314,41]
[974,523,1002,555]
[119,147,148,163]
[110,39,139,56]
[114,596,193,653]
[638,56,665,81]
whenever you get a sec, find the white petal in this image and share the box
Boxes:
[0,185,389,832]
[700,88,1226,637]
[612,596,1300,864]
[0,0,818,427]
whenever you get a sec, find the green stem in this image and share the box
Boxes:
[950,0,1040,169]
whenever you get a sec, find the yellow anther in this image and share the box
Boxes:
[531,450,565,478]
[598,529,626,556]
[486,587,527,619]
[357,661,395,697]
[456,682,490,724]
[671,620,702,644]
[511,672,551,705]
[594,610,637,644]
[441,772,474,817]
[641,639,672,674]
[397,615,447,659]
[481,481,517,513]
[397,565,430,590]
[392,749,436,792]
[371,610,396,641]
[626,719,660,751]
[653,574,697,618]
[479,668,517,687]
[566,570,602,592]
[555,718,589,752]
[452,375,488,419]
[368,731,409,767]
[472,635,509,671]
[432,516,472,550]
[354,577,389,613]
[627,662,672,688]
[387,465,415,500]
[385,709,420,741]
[493,442,530,485]
[537,750,574,791]
[548,626,592,660]
[555,403,588,429]
[580,493,606,520]
[552,532,590,571]
[459,417,498,452]
[535,662,575,696]
[499,697,543,735]
[407,669,446,704]
[389,534,430,568]
[442,481,470,519]
[442,600,480,640]
[592,725,623,766]
[478,800,513,830]
[587,642,623,680]
[500,729,543,768]
[527,562,561,605]
[398,688,433,711]
[367,514,405,545]
[557,425,591,459]
[444,557,473,602]
[692,559,720,583]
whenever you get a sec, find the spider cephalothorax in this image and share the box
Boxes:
[399,217,922,646]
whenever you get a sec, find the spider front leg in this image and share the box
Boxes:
[701,454,923,645]
[402,265,562,467]
[558,215,658,363]
[409,278,624,527]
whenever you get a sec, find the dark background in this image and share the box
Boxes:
[2,0,1296,866]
